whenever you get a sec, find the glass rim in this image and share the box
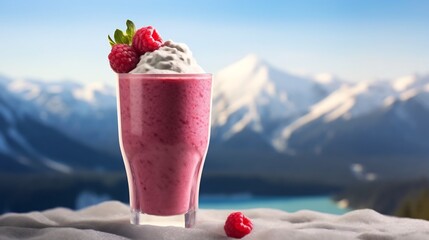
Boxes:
[118,73,212,79]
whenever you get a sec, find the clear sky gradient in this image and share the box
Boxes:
[0,0,428,84]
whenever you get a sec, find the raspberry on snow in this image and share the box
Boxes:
[224,212,253,238]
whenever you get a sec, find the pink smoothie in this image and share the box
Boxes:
[118,74,211,216]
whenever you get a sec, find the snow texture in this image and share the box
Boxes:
[1,201,429,240]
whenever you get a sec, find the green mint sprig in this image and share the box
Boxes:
[108,20,136,46]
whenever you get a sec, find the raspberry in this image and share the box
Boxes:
[108,44,139,73]
[224,212,253,239]
[107,20,163,72]
[132,26,163,55]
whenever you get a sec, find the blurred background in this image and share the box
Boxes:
[1,0,429,219]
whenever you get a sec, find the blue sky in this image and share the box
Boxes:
[0,0,428,84]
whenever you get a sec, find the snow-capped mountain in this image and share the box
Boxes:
[207,56,429,184]
[0,76,119,155]
[272,74,429,153]
[1,55,428,184]
[0,76,120,172]
[212,54,343,141]
[212,55,429,156]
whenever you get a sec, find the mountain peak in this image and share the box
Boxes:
[218,54,269,77]
[238,53,263,65]
[212,54,335,140]
[236,53,269,69]
[314,73,336,84]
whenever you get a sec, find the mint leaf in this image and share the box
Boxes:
[122,34,130,45]
[109,20,135,46]
[108,35,115,46]
[114,29,126,44]
[126,20,135,39]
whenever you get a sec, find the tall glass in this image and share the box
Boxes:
[117,73,212,228]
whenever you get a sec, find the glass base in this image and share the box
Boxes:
[130,208,196,228]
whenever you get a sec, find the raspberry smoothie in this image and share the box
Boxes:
[109,20,211,227]
[118,74,211,216]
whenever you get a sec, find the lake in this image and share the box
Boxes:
[199,195,349,215]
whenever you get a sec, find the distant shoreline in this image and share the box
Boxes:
[1,172,426,217]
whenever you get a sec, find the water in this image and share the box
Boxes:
[200,195,349,215]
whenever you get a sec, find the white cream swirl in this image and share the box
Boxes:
[130,40,205,74]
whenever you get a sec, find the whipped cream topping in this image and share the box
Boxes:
[130,40,205,74]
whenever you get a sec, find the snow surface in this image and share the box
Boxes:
[75,191,111,210]
[1,201,429,240]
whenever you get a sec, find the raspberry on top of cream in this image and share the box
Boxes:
[108,20,204,74]
[130,40,205,74]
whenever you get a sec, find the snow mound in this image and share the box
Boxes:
[1,201,429,240]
